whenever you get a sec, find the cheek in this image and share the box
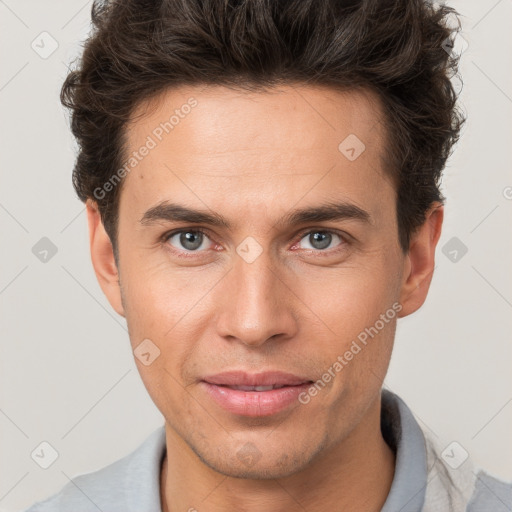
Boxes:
[119,256,224,386]
[290,259,400,401]
[304,273,398,422]
[294,263,400,342]
[119,262,206,421]
[120,253,206,334]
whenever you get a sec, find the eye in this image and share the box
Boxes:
[165,229,213,252]
[296,230,345,252]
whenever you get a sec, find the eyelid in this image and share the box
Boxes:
[162,227,216,248]
[162,227,212,241]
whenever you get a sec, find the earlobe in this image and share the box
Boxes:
[86,199,125,317]
[398,203,444,318]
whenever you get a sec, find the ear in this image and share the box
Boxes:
[398,203,444,318]
[86,199,125,317]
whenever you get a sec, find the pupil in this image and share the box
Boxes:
[180,231,202,250]
[311,232,331,250]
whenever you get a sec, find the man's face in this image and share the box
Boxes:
[113,85,407,478]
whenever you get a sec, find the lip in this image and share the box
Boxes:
[201,371,313,417]
[203,371,312,387]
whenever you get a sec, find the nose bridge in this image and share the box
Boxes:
[216,247,298,347]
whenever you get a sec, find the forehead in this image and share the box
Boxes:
[120,84,393,226]
[127,83,385,157]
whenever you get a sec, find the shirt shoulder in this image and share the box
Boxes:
[381,391,512,512]
[22,426,166,512]
[22,457,132,512]
[466,470,512,512]
[421,420,512,512]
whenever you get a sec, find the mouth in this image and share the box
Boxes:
[200,371,314,417]
[217,384,293,391]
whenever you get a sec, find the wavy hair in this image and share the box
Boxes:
[61,0,465,252]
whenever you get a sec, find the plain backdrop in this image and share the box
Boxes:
[1,1,511,510]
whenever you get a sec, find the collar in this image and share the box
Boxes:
[380,389,428,511]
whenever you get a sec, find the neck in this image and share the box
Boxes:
[160,395,395,512]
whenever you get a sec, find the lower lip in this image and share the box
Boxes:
[200,382,312,417]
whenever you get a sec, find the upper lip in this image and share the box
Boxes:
[202,371,313,387]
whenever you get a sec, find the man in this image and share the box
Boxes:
[24,0,511,511]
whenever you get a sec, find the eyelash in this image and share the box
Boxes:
[161,227,349,259]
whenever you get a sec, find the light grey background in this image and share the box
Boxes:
[1,1,511,510]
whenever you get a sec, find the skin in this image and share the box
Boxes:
[86,84,443,512]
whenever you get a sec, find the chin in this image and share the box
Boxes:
[192,438,323,480]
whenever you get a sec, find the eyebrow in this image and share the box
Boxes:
[139,200,372,229]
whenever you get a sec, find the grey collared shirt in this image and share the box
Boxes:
[23,390,512,511]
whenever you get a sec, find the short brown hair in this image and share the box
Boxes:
[61,0,465,253]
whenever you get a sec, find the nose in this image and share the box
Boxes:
[215,248,299,348]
